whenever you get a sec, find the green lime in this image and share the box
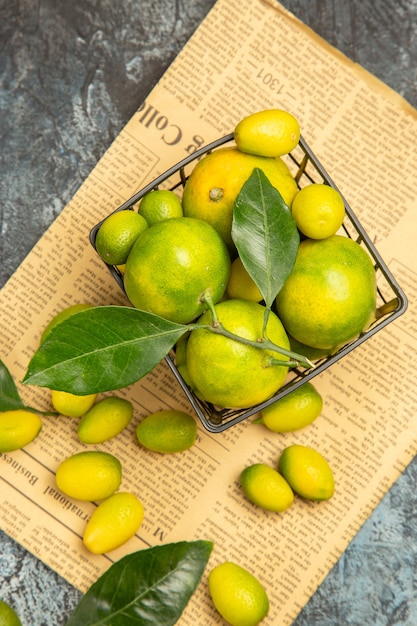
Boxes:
[208,561,269,626]
[278,444,335,501]
[257,382,323,432]
[0,410,42,452]
[77,396,133,444]
[83,492,144,554]
[95,210,148,265]
[240,463,294,512]
[136,410,197,454]
[56,451,122,501]
[138,189,183,225]
[51,389,97,418]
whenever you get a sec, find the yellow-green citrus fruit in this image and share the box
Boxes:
[138,189,183,225]
[234,108,300,157]
[208,561,269,626]
[182,146,297,250]
[40,303,93,343]
[240,463,294,512]
[186,299,290,409]
[278,444,335,501]
[136,410,197,454]
[0,410,42,452]
[77,396,133,444]
[95,210,148,265]
[56,451,122,501]
[275,235,377,349]
[226,257,263,302]
[124,217,231,324]
[258,382,323,433]
[51,389,97,418]
[0,600,22,626]
[83,492,144,554]
[291,183,345,239]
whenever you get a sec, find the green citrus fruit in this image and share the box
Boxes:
[77,396,133,444]
[278,444,335,501]
[0,410,42,452]
[51,389,97,418]
[291,183,345,239]
[208,561,269,626]
[234,108,300,157]
[186,299,290,409]
[83,492,144,554]
[182,146,297,250]
[40,303,92,343]
[0,600,22,626]
[138,189,183,225]
[257,382,323,432]
[226,257,263,302]
[124,217,231,324]
[240,463,294,512]
[56,451,122,501]
[136,410,197,454]
[95,210,148,265]
[275,235,377,349]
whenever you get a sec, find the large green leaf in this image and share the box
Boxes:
[232,168,299,308]
[0,359,24,411]
[66,540,213,626]
[23,306,189,394]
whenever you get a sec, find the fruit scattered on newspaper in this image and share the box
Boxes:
[1,108,381,623]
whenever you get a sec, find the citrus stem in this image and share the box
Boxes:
[195,293,314,369]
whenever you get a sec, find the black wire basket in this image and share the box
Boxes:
[90,133,408,433]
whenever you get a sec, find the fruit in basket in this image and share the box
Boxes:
[182,147,297,250]
[186,299,290,409]
[77,396,133,444]
[278,444,335,501]
[208,561,269,626]
[291,183,345,239]
[40,303,93,343]
[255,382,323,432]
[275,235,377,350]
[138,188,183,225]
[51,389,97,418]
[56,451,122,501]
[95,210,148,265]
[234,108,300,157]
[0,600,22,626]
[226,257,263,302]
[123,217,231,324]
[83,491,144,554]
[136,409,197,453]
[240,463,294,512]
[0,409,42,452]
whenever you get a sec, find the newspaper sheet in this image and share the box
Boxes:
[1,0,416,623]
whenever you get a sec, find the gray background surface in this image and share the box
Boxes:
[1,1,416,624]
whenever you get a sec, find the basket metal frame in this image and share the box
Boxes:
[90,133,408,433]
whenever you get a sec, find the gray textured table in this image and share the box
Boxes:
[1,1,416,624]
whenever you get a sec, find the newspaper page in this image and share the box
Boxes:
[1,0,416,623]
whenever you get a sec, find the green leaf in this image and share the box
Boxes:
[66,540,213,626]
[0,358,25,411]
[232,168,300,308]
[23,306,189,395]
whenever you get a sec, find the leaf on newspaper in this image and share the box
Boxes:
[22,306,189,394]
[232,168,299,308]
[0,358,25,411]
[65,540,213,626]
